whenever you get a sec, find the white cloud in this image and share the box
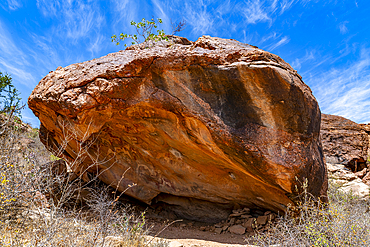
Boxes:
[310,48,370,123]
[266,36,290,51]
[183,0,214,35]
[279,0,295,14]
[0,59,35,87]
[5,0,22,10]
[88,34,105,56]
[151,0,172,33]
[0,21,35,87]
[36,0,105,42]
[36,0,59,16]
[339,21,349,34]
[240,0,298,25]
[260,32,290,52]
[291,50,316,70]
[242,0,271,24]
[291,58,301,70]
[110,0,137,32]
[0,22,21,58]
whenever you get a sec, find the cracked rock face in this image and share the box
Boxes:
[28,36,327,222]
[321,114,369,167]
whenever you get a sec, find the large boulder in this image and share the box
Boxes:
[28,36,327,222]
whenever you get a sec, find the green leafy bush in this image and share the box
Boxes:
[112,18,168,48]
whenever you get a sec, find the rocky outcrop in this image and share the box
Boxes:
[326,163,370,198]
[320,114,368,170]
[28,35,327,222]
[320,114,370,193]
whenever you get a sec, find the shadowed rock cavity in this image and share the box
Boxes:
[28,35,327,223]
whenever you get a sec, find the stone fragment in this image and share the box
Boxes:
[363,172,370,185]
[355,168,368,179]
[243,218,255,232]
[228,225,246,235]
[256,215,268,225]
[229,218,236,225]
[241,214,252,218]
[229,212,245,217]
[214,228,223,234]
[242,208,250,214]
[214,223,223,228]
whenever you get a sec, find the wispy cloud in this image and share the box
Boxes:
[0,59,35,87]
[279,0,295,14]
[36,0,59,16]
[339,21,349,34]
[291,50,316,71]
[152,0,170,31]
[310,48,370,123]
[88,34,105,57]
[266,36,290,51]
[36,0,105,43]
[242,0,271,24]
[183,0,214,35]
[4,0,22,10]
[0,21,34,87]
[0,21,22,58]
[110,0,137,34]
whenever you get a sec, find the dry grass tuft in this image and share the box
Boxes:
[247,180,370,246]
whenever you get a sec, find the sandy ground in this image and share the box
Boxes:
[145,214,258,247]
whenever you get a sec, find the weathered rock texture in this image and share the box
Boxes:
[28,36,327,222]
[326,163,370,198]
[320,114,369,170]
[320,114,370,191]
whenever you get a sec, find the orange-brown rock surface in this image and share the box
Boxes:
[320,114,369,169]
[28,36,327,222]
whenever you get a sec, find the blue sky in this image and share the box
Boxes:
[1,0,369,127]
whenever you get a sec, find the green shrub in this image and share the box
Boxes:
[112,17,168,48]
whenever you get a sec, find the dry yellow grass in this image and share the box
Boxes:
[247,181,370,246]
[0,114,168,247]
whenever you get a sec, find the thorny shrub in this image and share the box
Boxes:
[247,180,370,246]
[0,114,168,247]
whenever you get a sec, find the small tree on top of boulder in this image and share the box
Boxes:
[111,17,168,48]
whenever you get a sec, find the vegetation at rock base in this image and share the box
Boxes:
[247,181,370,246]
[0,115,168,246]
